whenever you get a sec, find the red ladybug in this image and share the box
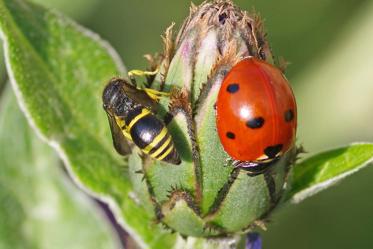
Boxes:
[216,57,297,172]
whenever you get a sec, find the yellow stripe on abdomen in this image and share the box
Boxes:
[142,127,168,154]
[115,116,133,141]
[127,108,151,131]
[150,136,172,158]
[157,144,174,160]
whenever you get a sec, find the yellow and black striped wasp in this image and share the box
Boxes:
[102,70,181,165]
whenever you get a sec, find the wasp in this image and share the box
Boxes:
[102,70,181,165]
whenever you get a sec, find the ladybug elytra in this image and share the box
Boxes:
[216,57,297,172]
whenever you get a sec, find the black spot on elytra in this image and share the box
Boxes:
[285,109,294,122]
[226,132,235,139]
[246,117,264,129]
[226,84,239,93]
[264,144,283,158]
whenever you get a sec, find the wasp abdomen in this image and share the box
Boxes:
[127,108,181,165]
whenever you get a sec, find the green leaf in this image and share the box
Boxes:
[32,0,101,21]
[0,0,175,248]
[286,143,373,203]
[0,87,120,249]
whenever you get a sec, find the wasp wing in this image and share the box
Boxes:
[106,113,132,156]
[121,80,158,112]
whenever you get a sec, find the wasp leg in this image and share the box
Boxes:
[128,69,159,77]
[144,88,170,102]
[128,69,159,85]
[127,69,170,101]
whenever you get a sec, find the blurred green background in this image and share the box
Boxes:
[1,0,373,248]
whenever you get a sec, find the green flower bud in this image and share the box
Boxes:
[128,0,296,237]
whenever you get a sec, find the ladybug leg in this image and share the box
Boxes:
[235,160,274,177]
[233,160,258,169]
[224,157,234,167]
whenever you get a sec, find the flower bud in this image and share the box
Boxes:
[128,0,296,237]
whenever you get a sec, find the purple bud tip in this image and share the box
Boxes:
[246,232,262,249]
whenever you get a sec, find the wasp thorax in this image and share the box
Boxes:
[124,0,297,238]
[102,78,135,117]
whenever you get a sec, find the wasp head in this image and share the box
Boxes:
[102,78,131,117]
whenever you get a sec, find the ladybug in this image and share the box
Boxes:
[216,57,297,174]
